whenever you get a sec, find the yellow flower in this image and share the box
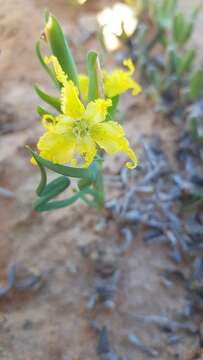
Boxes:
[79,58,141,100]
[35,56,138,169]
[104,58,141,98]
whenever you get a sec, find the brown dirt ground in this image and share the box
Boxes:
[0,0,203,359]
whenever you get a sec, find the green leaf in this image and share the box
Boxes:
[35,186,94,211]
[29,148,97,211]
[45,14,79,87]
[35,41,60,89]
[163,0,177,17]
[77,177,99,207]
[30,150,95,180]
[87,51,103,101]
[173,13,185,44]
[28,148,47,196]
[189,117,203,145]
[36,106,50,117]
[34,85,61,112]
[177,49,196,75]
[78,177,93,190]
[36,106,56,118]
[40,176,70,197]
[183,8,198,43]
[157,0,177,29]
[33,176,71,211]
[190,69,203,99]
[173,10,198,46]
[168,49,178,74]
[33,176,70,209]
[107,95,119,120]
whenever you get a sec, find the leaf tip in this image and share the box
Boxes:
[44,12,53,38]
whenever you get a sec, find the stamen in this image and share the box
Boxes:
[72,120,89,138]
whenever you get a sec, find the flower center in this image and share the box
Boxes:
[72,120,89,139]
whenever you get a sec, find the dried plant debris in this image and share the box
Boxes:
[127,333,159,357]
[134,314,198,334]
[0,187,15,199]
[86,248,121,310]
[0,263,47,297]
[105,133,203,356]
[97,326,111,355]
[95,325,130,360]
[90,320,130,359]
[108,134,203,264]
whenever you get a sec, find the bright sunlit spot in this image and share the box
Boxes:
[97,3,138,51]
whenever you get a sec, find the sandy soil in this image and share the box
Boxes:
[0,0,202,359]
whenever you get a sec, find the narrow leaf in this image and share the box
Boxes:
[35,41,60,89]
[107,95,119,120]
[37,106,49,117]
[34,84,61,112]
[35,187,94,211]
[78,177,93,190]
[177,49,196,75]
[190,70,203,99]
[30,150,95,180]
[33,176,70,210]
[87,51,103,102]
[45,14,79,87]
[27,148,47,196]
[40,176,70,197]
